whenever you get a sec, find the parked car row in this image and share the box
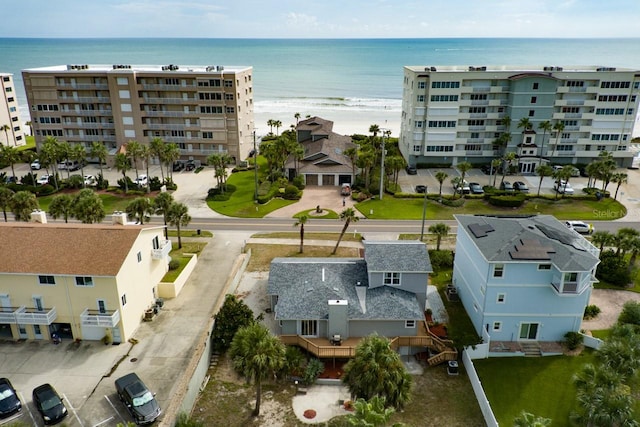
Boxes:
[499,181,529,193]
[0,373,160,425]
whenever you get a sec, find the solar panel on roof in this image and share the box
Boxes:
[468,223,495,238]
[536,224,575,245]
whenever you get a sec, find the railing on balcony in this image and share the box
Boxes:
[15,306,57,325]
[152,240,172,259]
[80,308,121,327]
[0,307,22,324]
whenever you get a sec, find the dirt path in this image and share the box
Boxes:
[581,289,640,330]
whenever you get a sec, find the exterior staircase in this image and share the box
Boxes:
[520,341,542,357]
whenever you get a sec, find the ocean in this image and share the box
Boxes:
[1,38,640,136]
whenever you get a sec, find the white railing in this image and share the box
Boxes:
[15,307,57,325]
[80,308,121,327]
[152,240,172,259]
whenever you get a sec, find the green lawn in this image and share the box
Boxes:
[161,242,207,282]
[37,191,151,214]
[355,196,625,220]
[474,351,597,426]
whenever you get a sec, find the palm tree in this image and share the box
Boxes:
[126,140,142,183]
[149,137,166,181]
[10,191,39,221]
[553,166,574,199]
[535,165,553,196]
[294,112,301,125]
[342,334,412,409]
[90,141,108,179]
[611,172,628,200]
[429,223,450,250]
[167,202,191,249]
[369,124,380,138]
[115,152,131,192]
[500,152,516,186]
[294,214,309,254]
[491,158,501,187]
[0,124,10,145]
[346,396,401,427]
[267,119,275,135]
[140,145,152,193]
[25,120,33,137]
[333,208,359,255]
[153,192,174,240]
[164,143,181,180]
[274,120,282,136]
[22,150,38,186]
[1,146,21,180]
[591,230,613,252]
[70,144,87,186]
[229,323,286,416]
[73,189,105,223]
[513,411,552,427]
[48,194,74,223]
[550,121,565,157]
[125,197,154,224]
[58,141,72,179]
[626,237,640,272]
[40,137,60,190]
[456,161,472,188]
[435,171,448,198]
[537,120,552,161]
[344,147,358,185]
[0,187,14,222]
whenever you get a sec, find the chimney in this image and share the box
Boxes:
[112,211,127,225]
[30,210,47,223]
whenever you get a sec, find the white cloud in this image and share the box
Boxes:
[285,12,319,28]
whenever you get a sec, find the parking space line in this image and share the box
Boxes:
[92,416,114,427]
[104,395,128,425]
[63,393,85,427]
[18,392,39,427]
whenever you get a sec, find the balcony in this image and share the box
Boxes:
[152,239,172,259]
[0,307,23,324]
[15,306,57,325]
[80,308,121,327]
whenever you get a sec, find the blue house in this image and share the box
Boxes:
[453,215,600,344]
[267,241,457,363]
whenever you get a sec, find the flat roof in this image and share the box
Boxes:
[22,64,252,73]
[405,65,639,73]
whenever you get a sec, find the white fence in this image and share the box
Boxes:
[581,333,603,349]
[462,350,499,427]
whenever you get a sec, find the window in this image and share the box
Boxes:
[300,320,317,336]
[137,251,142,263]
[225,106,235,113]
[493,322,502,331]
[417,95,425,102]
[384,272,400,285]
[5,87,12,92]
[528,110,535,117]
[75,276,94,287]
[202,131,213,139]
[532,82,539,90]
[224,93,234,100]
[38,275,55,285]
[413,145,421,152]
[530,96,537,104]
[564,272,578,283]
[405,320,416,328]
[224,80,233,87]
[538,264,551,270]
[117,77,129,85]
[496,293,506,303]
[431,81,460,89]
[417,81,426,89]
[121,294,127,306]
[493,264,504,278]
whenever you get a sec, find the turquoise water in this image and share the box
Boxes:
[2,38,639,134]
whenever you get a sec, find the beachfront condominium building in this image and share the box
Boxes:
[22,64,254,163]
[0,73,25,147]
[400,65,640,171]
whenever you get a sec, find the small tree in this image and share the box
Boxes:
[48,194,74,223]
[333,208,359,255]
[153,192,174,239]
[211,294,256,353]
[10,191,39,221]
[167,202,191,249]
[0,187,14,222]
[428,223,450,250]
[513,411,552,427]
[73,189,105,224]
[125,197,154,225]
[346,396,405,427]
[435,171,448,198]
[115,152,131,192]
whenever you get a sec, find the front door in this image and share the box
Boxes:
[519,323,539,340]
[18,325,27,339]
[97,300,107,314]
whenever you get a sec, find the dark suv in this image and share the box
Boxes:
[115,373,161,425]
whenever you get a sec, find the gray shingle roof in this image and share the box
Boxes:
[455,215,600,272]
[267,257,423,321]
[363,241,433,273]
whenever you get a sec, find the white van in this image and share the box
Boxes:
[57,160,81,171]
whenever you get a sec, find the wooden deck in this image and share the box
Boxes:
[279,321,458,365]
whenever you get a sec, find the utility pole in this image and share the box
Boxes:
[253,130,258,202]
[420,187,428,241]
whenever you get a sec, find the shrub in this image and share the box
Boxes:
[164,179,177,191]
[303,358,325,386]
[209,194,230,201]
[257,181,272,197]
[66,174,84,189]
[96,174,109,190]
[117,176,135,191]
[149,176,163,191]
[487,194,526,207]
[283,184,301,200]
[292,175,305,190]
[168,259,180,270]
[618,301,640,326]
[21,173,37,186]
[35,184,55,196]
[564,331,583,350]
[583,304,601,320]
[429,250,454,272]
[440,197,465,207]
[596,250,630,287]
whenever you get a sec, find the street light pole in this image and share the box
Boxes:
[253,130,258,203]
[420,186,428,241]
[379,130,388,200]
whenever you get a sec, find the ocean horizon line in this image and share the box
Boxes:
[2,36,639,41]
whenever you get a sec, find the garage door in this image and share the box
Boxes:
[322,175,335,186]
[305,174,318,186]
[81,325,107,341]
[338,175,351,185]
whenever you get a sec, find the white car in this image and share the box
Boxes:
[30,160,41,170]
[554,180,574,195]
[134,174,148,186]
[36,174,50,185]
[84,175,96,186]
[566,221,593,235]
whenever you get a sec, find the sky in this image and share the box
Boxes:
[3,0,640,38]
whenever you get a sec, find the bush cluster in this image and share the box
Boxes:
[487,194,526,207]
[282,184,301,200]
[564,331,583,350]
[429,250,454,272]
[596,250,631,287]
[168,259,180,270]
[583,304,601,320]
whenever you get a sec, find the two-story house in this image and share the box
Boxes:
[267,241,456,363]
[0,221,171,343]
[453,215,600,344]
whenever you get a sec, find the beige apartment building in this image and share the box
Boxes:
[0,73,25,147]
[22,64,254,163]
[0,220,171,343]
